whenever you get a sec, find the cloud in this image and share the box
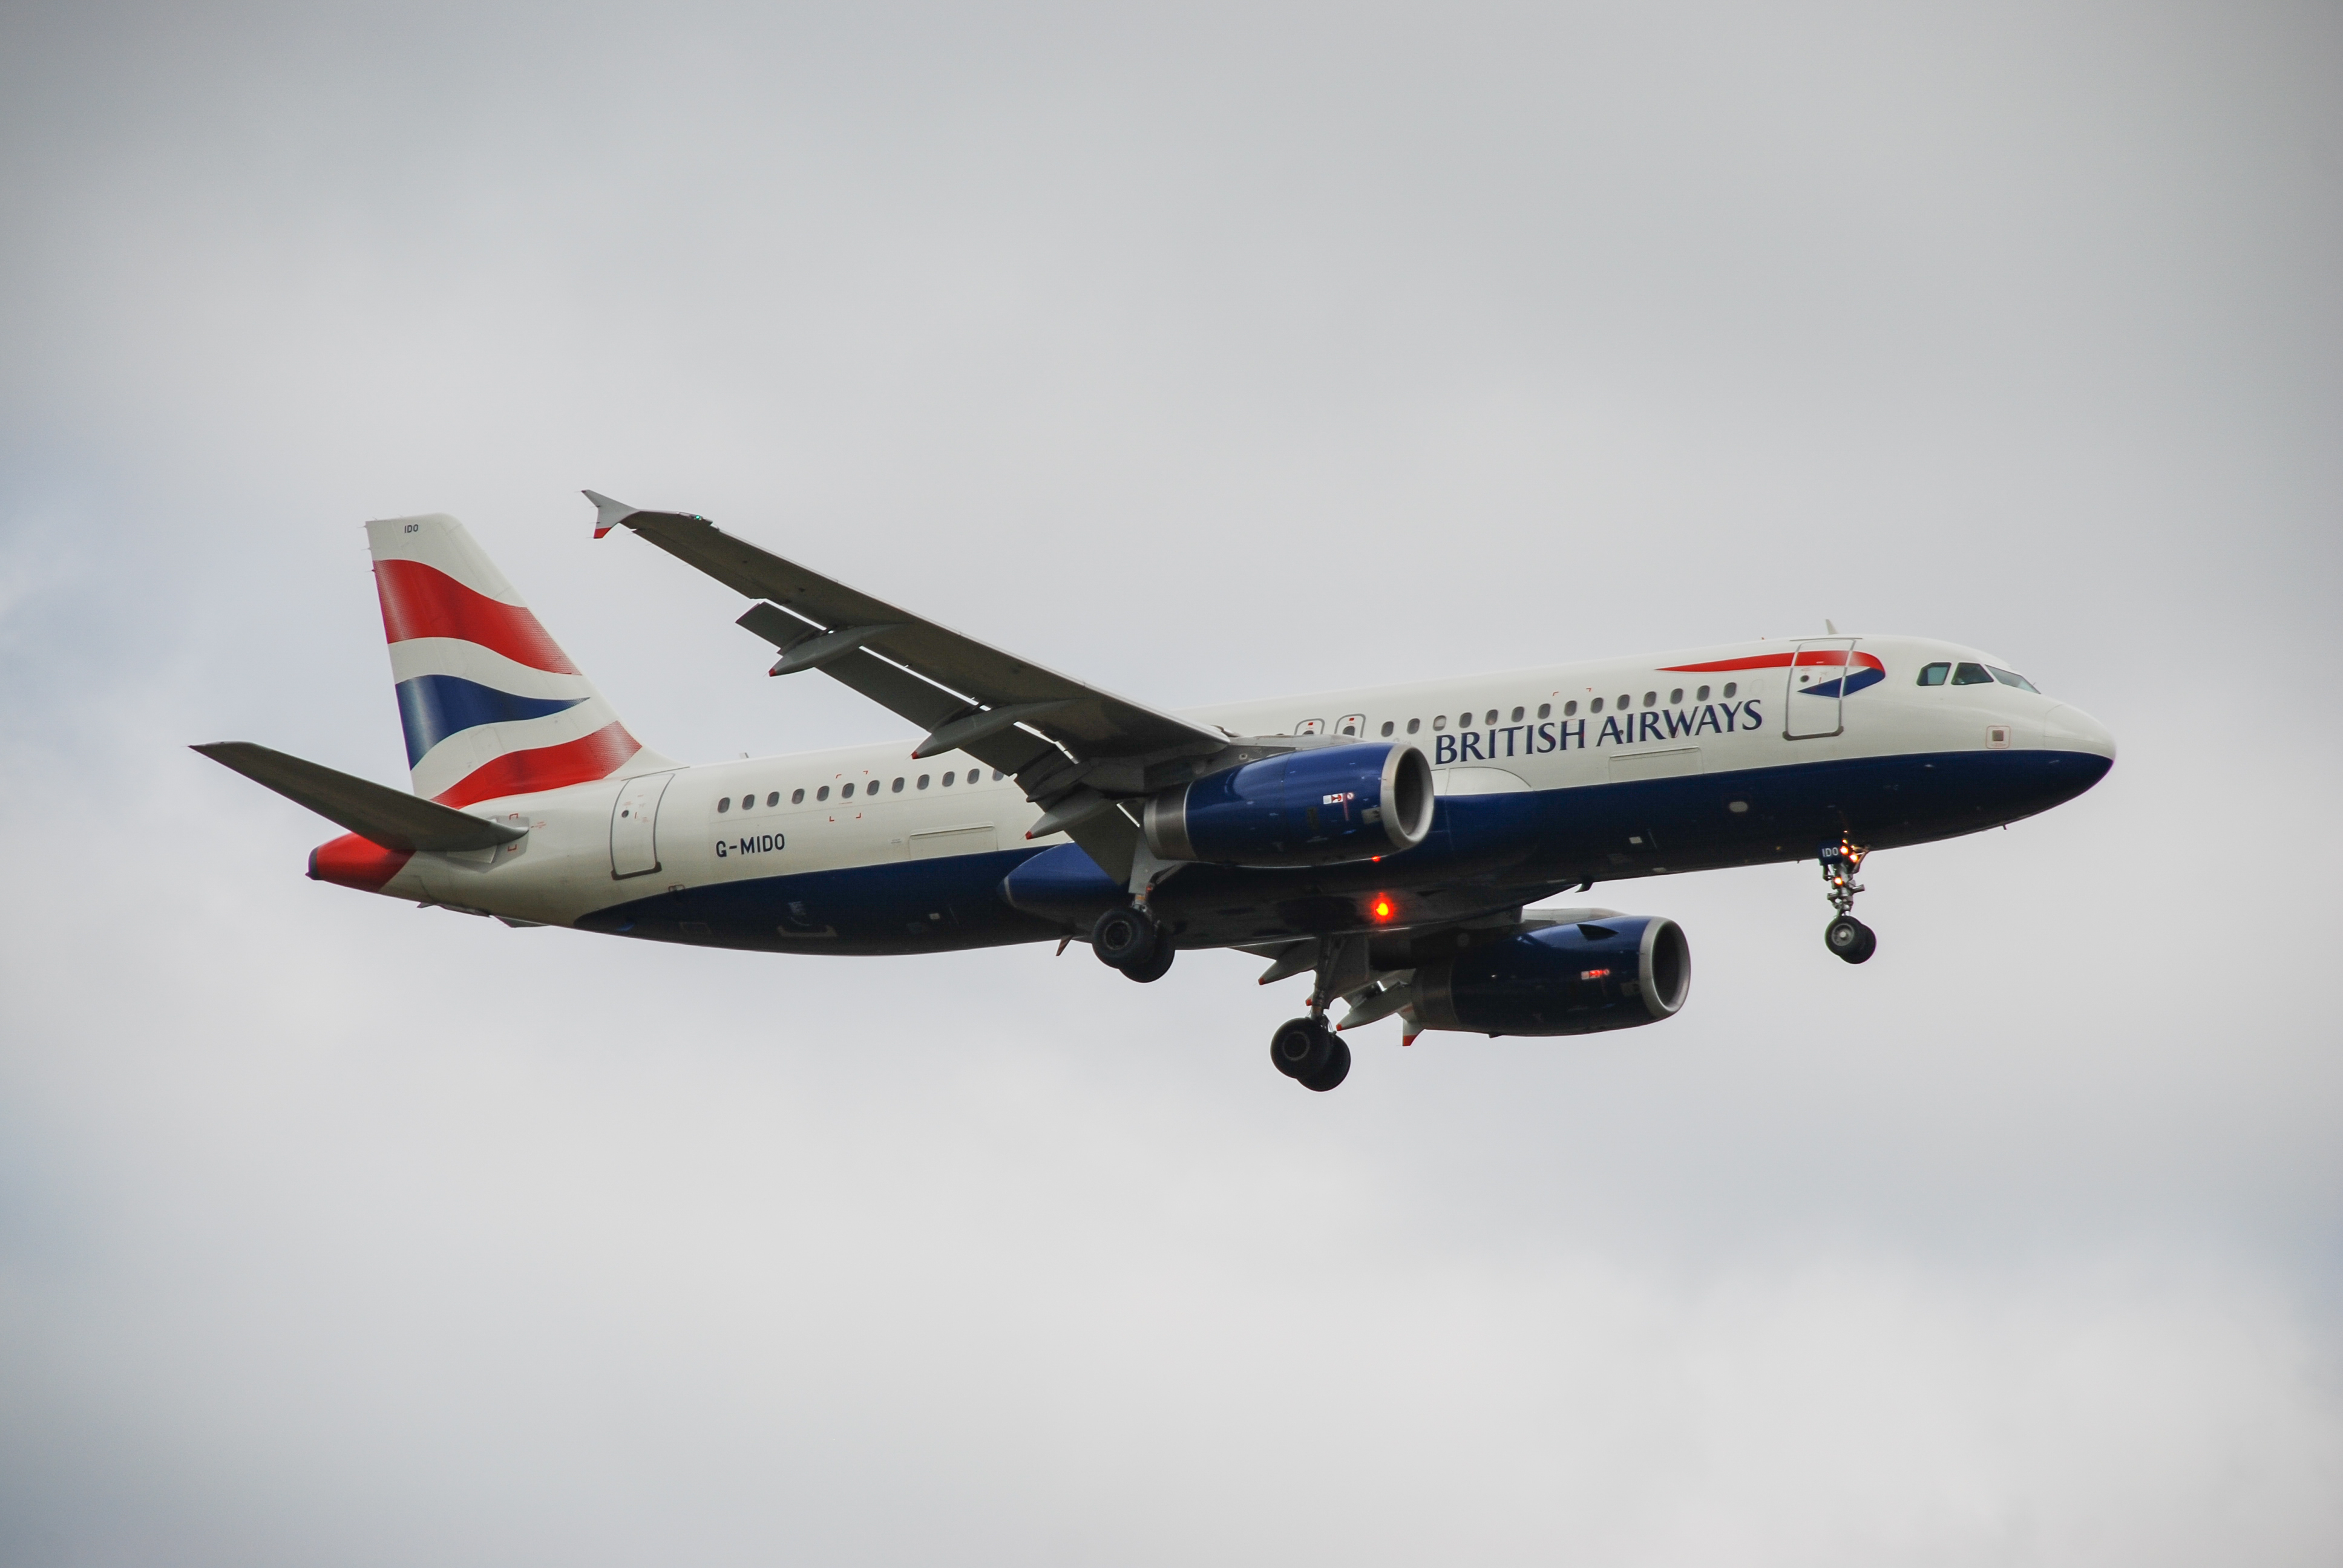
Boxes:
[1,0,2339,1560]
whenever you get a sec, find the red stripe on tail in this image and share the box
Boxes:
[431,720,643,808]
[375,559,580,675]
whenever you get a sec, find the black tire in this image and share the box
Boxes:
[1092,905,1161,970]
[1121,941,1176,984]
[1269,1017,1327,1079]
[1297,1034,1352,1093]
[1826,915,1876,965]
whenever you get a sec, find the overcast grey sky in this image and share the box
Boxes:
[2,3,2339,1563]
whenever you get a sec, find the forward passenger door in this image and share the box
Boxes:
[1783,638,1860,739]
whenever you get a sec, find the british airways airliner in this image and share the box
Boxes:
[200,495,2115,1092]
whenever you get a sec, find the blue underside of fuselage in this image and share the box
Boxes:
[571,748,2110,955]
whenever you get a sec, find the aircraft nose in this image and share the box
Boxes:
[2043,704,2117,762]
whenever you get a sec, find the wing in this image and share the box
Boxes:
[585,492,1234,881]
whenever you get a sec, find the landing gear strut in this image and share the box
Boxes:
[1092,904,1174,983]
[1265,936,1359,1091]
[1818,839,1876,964]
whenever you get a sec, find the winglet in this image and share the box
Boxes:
[583,489,640,540]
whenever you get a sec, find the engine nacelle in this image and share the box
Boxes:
[1143,742,1434,867]
[1411,916,1690,1036]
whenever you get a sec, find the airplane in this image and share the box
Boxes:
[197,495,2116,1092]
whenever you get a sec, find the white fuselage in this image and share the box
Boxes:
[362,633,2114,936]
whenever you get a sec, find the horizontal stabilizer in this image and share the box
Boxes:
[192,742,528,853]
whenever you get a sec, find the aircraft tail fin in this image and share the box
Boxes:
[365,512,672,806]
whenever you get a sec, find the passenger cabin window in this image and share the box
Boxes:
[1617,694,1630,710]
[1484,710,1498,725]
[1696,685,1710,701]
[1590,698,1604,713]
[1989,667,2040,693]
[1918,662,1951,686]
[842,782,856,798]
[1564,701,1578,716]
[816,786,830,802]
[1951,662,1995,685]
[1643,691,1656,707]
[917,774,930,789]
[942,771,955,786]
[892,777,905,792]
[1458,713,1472,728]
[1406,718,1420,734]
[717,796,731,812]
[791,788,805,804]
[1536,703,1550,719]
[1381,720,1394,736]
[1432,716,1447,730]
[1723,682,1737,698]
[1510,706,1524,722]
[767,792,780,807]
[1669,688,1683,704]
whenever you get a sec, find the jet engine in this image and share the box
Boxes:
[1143,742,1434,868]
[1411,916,1690,1036]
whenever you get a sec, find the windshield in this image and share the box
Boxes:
[1988,666,2040,693]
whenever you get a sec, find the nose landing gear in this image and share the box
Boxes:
[1819,840,1877,964]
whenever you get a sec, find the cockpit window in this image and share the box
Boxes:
[1950,662,1996,685]
[1988,666,2040,693]
[1917,662,1950,687]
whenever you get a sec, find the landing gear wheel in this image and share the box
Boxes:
[1825,915,1876,964]
[1091,904,1162,972]
[1268,1018,1351,1091]
[1298,1035,1351,1093]
[1270,1017,1327,1080]
[1120,940,1175,984]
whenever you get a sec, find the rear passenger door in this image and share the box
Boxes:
[609,773,673,878]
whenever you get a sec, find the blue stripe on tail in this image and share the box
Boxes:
[395,675,586,767]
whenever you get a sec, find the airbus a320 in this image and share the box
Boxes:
[198,495,2116,1092]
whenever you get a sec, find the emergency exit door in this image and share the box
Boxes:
[609,772,674,878]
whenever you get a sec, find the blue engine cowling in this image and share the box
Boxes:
[1142,742,1435,867]
[1411,916,1690,1036]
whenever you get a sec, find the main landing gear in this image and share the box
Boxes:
[1265,936,1357,1092]
[1092,904,1175,983]
[1269,1016,1351,1093]
[1818,839,1877,964]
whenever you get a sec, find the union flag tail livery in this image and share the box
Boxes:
[367,514,669,806]
[200,495,2116,1094]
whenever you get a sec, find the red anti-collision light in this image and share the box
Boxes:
[1371,897,1396,922]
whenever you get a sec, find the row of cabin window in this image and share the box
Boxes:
[716,768,1008,813]
[1371,684,1742,737]
[1917,661,2039,692]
